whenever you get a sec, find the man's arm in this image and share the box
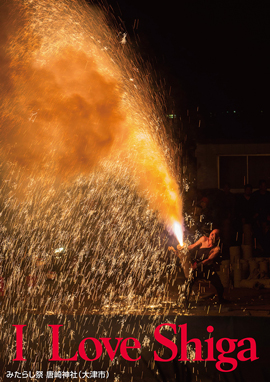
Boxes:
[188,236,205,250]
[201,247,220,265]
[169,236,205,253]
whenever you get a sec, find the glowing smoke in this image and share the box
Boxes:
[0,0,182,231]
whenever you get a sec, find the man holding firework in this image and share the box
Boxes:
[169,229,226,305]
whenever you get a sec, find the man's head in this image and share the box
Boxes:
[244,184,252,196]
[259,180,267,194]
[223,182,231,194]
[209,229,220,244]
[200,196,209,209]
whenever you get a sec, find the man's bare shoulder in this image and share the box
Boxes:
[190,235,207,248]
[200,236,208,243]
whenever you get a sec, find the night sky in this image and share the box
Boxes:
[103,0,269,140]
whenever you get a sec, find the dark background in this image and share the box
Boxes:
[97,0,269,141]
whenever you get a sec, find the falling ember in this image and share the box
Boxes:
[172,221,184,246]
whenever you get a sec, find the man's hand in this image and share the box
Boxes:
[168,246,176,253]
[202,258,211,265]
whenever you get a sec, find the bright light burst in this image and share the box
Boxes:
[172,221,184,246]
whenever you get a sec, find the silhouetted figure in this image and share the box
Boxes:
[220,182,236,253]
[252,180,270,255]
[237,184,254,225]
[252,180,270,223]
